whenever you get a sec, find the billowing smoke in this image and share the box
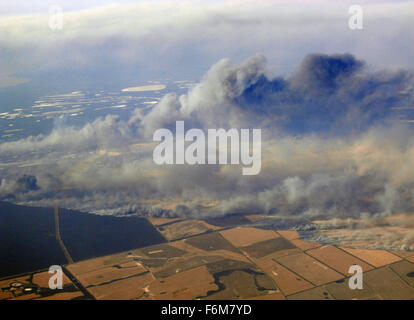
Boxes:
[0,174,39,199]
[1,53,414,240]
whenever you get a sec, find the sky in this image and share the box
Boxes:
[0,0,414,249]
[0,0,413,93]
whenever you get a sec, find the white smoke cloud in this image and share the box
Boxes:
[0,52,413,247]
[0,0,413,87]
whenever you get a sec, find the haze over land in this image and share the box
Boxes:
[1,0,414,250]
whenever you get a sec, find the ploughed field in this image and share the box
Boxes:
[1,202,414,300]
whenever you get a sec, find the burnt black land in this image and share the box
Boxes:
[58,208,166,261]
[0,201,66,278]
[0,201,166,278]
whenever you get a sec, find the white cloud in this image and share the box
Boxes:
[0,0,413,82]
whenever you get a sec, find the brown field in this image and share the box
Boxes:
[389,260,414,287]
[290,238,322,251]
[157,220,216,241]
[9,293,40,300]
[240,237,297,259]
[66,252,131,276]
[276,253,344,286]
[87,272,154,300]
[172,237,251,264]
[220,227,279,247]
[153,255,223,279]
[145,265,216,299]
[0,275,30,288]
[323,279,378,300]
[4,215,414,300]
[137,243,187,259]
[147,217,181,226]
[184,232,239,253]
[287,286,335,300]
[306,245,374,275]
[341,247,401,267]
[252,258,314,296]
[34,292,84,300]
[77,264,147,287]
[205,258,259,275]
[204,270,276,300]
[391,250,414,258]
[363,267,414,300]
[204,249,252,263]
[0,270,84,300]
[246,291,286,300]
[32,271,73,288]
[0,291,11,300]
[0,276,37,300]
[277,230,300,240]
[247,291,286,300]
[256,247,303,261]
